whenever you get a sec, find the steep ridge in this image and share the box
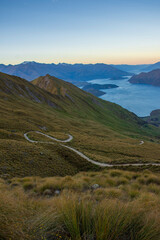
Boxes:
[32,74,74,97]
[0,72,59,108]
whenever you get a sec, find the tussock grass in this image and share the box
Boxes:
[0,188,31,240]
[10,169,160,200]
[1,169,160,239]
[17,194,160,240]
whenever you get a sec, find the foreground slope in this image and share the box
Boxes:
[0,72,160,178]
[1,169,160,240]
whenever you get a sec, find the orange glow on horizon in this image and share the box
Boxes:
[2,56,160,66]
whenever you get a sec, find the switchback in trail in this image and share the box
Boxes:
[24,131,160,168]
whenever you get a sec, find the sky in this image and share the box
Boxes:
[1,0,160,65]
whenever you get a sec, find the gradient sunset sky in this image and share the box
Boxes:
[1,0,160,65]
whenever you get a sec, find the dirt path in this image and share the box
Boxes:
[24,131,73,143]
[24,131,160,168]
[139,140,144,145]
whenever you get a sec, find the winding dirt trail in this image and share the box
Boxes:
[24,131,160,168]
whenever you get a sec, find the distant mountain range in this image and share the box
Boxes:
[142,62,160,72]
[0,61,159,85]
[129,69,160,87]
[112,64,150,74]
[0,62,130,82]
[112,61,160,73]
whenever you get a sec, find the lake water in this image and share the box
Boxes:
[88,77,160,117]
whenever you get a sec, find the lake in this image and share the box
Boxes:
[88,77,160,117]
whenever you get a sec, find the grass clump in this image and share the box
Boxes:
[32,196,160,240]
[23,182,35,191]
[0,188,30,240]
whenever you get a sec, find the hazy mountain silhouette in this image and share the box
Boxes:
[142,62,160,72]
[112,64,150,74]
[0,62,131,81]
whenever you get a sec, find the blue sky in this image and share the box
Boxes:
[1,0,160,64]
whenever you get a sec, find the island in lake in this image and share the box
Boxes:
[82,83,119,96]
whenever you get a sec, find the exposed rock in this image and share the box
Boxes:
[91,184,100,190]
[54,190,61,196]
[39,126,47,131]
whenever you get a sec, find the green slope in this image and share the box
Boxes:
[0,72,160,178]
[32,74,146,133]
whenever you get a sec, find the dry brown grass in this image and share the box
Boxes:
[1,170,160,240]
[10,169,160,201]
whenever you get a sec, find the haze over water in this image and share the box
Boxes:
[88,77,160,117]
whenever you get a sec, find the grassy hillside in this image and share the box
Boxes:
[0,72,160,178]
